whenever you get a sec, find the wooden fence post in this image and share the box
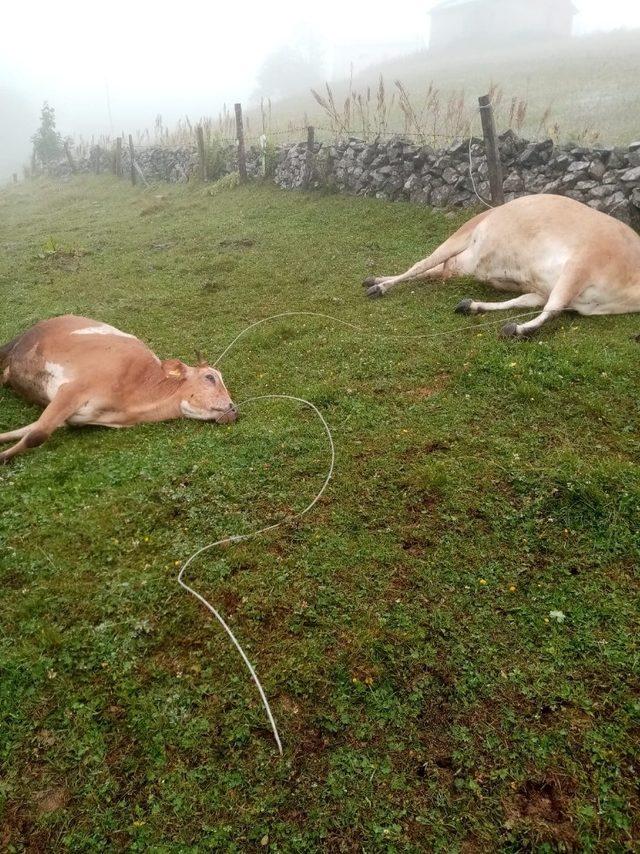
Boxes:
[12,173,18,184]
[304,125,315,189]
[63,141,76,174]
[128,134,136,186]
[95,146,101,175]
[234,103,247,183]
[196,125,207,181]
[478,94,504,206]
[115,137,122,176]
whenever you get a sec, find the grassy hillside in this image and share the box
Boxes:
[244,30,640,147]
[0,176,639,850]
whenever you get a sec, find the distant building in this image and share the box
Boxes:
[429,0,577,52]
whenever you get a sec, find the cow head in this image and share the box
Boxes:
[163,358,238,424]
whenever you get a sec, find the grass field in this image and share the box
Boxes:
[0,176,639,851]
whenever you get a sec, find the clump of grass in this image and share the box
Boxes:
[36,236,90,260]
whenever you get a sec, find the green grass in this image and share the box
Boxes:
[0,176,639,851]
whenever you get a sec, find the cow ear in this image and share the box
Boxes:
[162,359,188,379]
[195,349,209,368]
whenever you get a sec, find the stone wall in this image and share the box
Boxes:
[48,142,265,183]
[48,131,640,225]
[274,131,640,225]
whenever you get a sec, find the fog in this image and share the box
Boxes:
[2,0,640,179]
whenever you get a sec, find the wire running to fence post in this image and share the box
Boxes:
[115,137,122,177]
[196,125,207,182]
[64,141,76,175]
[235,103,248,184]
[128,134,136,186]
[304,126,315,190]
[478,94,504,206]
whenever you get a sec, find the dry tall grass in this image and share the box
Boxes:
[67,29,640,158]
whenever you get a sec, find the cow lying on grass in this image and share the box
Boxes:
[364,194,640,337]
[0,315,237,463]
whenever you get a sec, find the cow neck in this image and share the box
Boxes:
[125,364,187,423]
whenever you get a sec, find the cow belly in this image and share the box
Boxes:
[67,404,131,427]
[571,283,640,316]
[67,401,111,426]
[470,232,568,297]
[476,257,558,296]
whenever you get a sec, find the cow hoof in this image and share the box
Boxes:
[367,284,386,299]
[363,276,378,288]
[455,298,474,315]
[500,322,520,339]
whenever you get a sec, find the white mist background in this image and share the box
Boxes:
[1,0,639,176]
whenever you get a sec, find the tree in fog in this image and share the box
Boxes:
[32,102,62,165]
[256,41,324,99]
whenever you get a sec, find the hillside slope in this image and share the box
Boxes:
[250,30,640,146]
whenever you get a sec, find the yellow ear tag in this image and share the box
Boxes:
[168,369,181,377]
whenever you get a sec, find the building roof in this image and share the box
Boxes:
[430,0,576,13]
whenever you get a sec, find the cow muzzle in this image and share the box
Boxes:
[215,403,238,424]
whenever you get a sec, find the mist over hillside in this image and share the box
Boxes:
[2,0,640,180]
[256,29,640,147]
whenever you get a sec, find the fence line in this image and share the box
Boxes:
[19,96,637,228]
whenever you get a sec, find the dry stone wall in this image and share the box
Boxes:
[48,131,640,225]
[274,131,640,225]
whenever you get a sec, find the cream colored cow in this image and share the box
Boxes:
[364,194,640,337]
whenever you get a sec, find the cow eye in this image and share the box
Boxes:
[205,374,217,384]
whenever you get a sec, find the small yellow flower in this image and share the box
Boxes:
[479,579,487,586]
[509,585,516,593]
[174,560,181,566]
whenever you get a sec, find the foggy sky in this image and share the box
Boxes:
[1,0,640,177]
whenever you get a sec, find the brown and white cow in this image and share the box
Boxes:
[0,315,237,463]
[364,194,640,337]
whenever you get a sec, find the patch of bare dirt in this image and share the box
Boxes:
[405,372,452,400]
[34,786,69,815]
[504,776,577,848]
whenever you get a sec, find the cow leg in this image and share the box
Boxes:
[0,384,85,463]
[364,261,446,285]
[364,251,478,298]
[363,256,449,298]
[0,422,39,443]
[501,265,586,338]
[363,210,491,298]
[455,292,546,316]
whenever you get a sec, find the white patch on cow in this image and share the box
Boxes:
[180,400,211,420]
[44,361,69,398]
[71,324,135,339]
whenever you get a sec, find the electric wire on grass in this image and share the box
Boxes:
[179,306,544,755]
